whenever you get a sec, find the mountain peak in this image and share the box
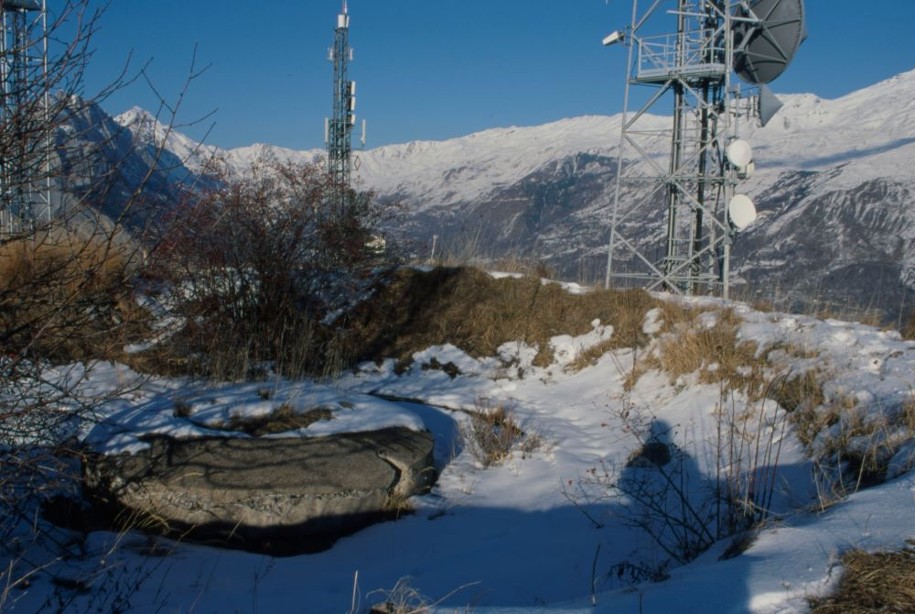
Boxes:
[115,106,159,127]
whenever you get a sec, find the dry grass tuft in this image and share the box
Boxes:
[459,399,527,467]
[382,491,415,520]
[766,370,825,414]
[367,578,431,614]
[810,547,915,613]
[903,397,915,432]
[222,405,333,437]
[900,311,915,340]
[627,304,763,394]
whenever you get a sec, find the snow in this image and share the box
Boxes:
[113,68,915,215]
[5,294,915,613]
[17,66,915,611]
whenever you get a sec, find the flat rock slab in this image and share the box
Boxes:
[84,426,435,554]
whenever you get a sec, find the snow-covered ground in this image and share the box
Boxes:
[5,296,915,613]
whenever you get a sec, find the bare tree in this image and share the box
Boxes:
[0,2,209,607]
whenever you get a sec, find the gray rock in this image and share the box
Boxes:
[83,427,435,554]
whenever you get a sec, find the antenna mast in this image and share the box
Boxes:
[0,0,51,234]
[604,0,803,298]
[325,0,358,214]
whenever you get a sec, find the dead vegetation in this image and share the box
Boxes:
[459,399,524,467]
[0,228,149,362]
[809,546,915,613]
[622,303,768,396]
[220,405,334,437]
[342,266,657,369]
[135,266,659,379]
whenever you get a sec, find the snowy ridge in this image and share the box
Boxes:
[354,115,632,207]
[114,68,915,207]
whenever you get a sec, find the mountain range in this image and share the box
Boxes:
[90,68,915,319]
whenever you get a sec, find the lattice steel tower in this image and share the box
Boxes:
[604,0,804,298]
[1,0,50,234]
[325,0,364,214]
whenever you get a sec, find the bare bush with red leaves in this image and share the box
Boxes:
[149,158,399,378]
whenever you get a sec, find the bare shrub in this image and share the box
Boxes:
[573,388,788,568]
[148,158,397,379]
[0,2,212,605]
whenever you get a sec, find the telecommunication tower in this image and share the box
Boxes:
[325,0,365,214]
[0,0,51,234]
[603,0,804,298]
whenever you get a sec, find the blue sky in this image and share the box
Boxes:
[80,1,915,151]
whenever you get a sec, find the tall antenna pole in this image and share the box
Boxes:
[326,0,357,216]
[0,0,50,235]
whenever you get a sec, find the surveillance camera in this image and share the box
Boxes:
[602,30,624,46]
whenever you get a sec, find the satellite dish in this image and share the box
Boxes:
[726,140,753,168]
[733,0,806,85]
[728,194,757,230]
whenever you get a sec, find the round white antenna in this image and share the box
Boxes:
[726,140,753,168]
[728,194,757,230]
[733,0,806,85]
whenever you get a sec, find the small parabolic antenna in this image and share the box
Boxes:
[728,194,757,230]
[726,139,753,169]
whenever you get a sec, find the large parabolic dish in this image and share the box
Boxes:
[733,0,806,85]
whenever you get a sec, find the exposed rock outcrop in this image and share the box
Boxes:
[83,427,435,555]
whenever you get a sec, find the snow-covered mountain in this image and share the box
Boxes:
[109,68,915,317]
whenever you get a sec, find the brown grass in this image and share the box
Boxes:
[343,267,658,368]
[901,311,915,341]
[133,265,659,380]
[903,397,915,432]
[810,547,915,613]
[0,229,147,361]
[625,304,763,394]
